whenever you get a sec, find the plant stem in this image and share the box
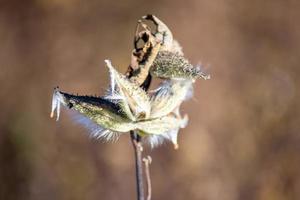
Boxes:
[131,131,145,200]
[128,67,152,200]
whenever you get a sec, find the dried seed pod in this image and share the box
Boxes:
[142,14,174,51]
[127,23,162,86]
[105,60,151,120]
[127,42,161,86]
[150,51,210,80]
[142,15,184,55]
[51,88,136,133]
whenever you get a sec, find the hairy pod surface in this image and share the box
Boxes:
[51,89,136,133]
[150,51,210,80]
[105,60,151,120]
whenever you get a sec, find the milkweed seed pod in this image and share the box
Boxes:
[150,79,193,118]
[105,60,151,120]
[51,88,136,133]
[127,42,161,87]
[127,18,162,86]
[51,87,188,146]
[150,51,210,80]
[133,15,210,81]
[128,15,183,85]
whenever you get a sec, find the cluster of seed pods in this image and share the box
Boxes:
[51,15,210,148]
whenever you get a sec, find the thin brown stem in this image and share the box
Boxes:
[131,131,145,200]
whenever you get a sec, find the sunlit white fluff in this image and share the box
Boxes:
[142,114,188,149]
[146,124,186,149]
[50,88,67,121]
[72,113,120,142]
[149,79,193,118]
[104,60,121,100]
[195,64,211,80]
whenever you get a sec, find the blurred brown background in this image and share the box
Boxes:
[0,0,299,199]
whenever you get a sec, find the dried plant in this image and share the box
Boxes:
[50,14,209,200]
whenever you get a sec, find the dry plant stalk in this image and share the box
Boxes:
[50,14,210,200]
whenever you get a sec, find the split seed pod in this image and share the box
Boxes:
[105,60,151,120]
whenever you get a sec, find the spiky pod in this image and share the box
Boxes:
[51,88,136,133]
[150,51,210,80]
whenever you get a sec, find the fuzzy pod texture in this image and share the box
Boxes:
[105,60,151,120]
[150,51,210,80]
[51,89,136,133]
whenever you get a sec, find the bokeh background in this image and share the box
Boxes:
[1,0,299,199]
